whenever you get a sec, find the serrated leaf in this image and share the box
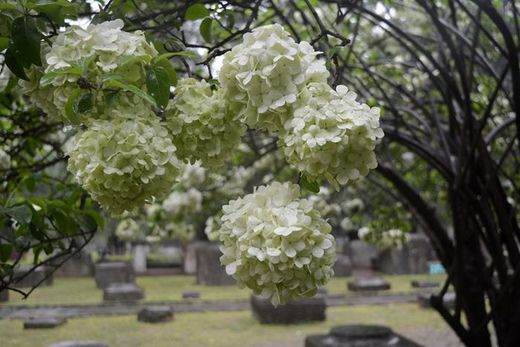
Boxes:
[75,92,94,114]
[200,17,212,43]
[300,175,320,193]
[11,16,42,67]
[103,77,156,106]
[39,66,82,87]
[64,89,81,125]
[185,3,210,20]
[154,58,177,86]
[5,45,28,80]
[6,205,32,224]
[146,65,170,109]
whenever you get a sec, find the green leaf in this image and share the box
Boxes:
[39,66,82,87]
[11,16,42,67]
[300,175,320,193]
[0,36,8,51]
[185,3,210,21]
[0,3,18,11]
[84,210,104,230]
[199,17,213,43]
[103,77,156,106]
[64,89,82,125]
[146,65,170,109]
[154,58,177,86]
[75,92,94,114]
[5,204,32,224]
[5,45,28,80]
[152,51,197,64]
[51,210,79,235]
[26,0,78,26]
[0,244,13,262]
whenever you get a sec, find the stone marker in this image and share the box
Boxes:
[103,283,144,302]
[373,234,436,275]
[250,295,326,324]
[0,289,8,302]
[184,241,207,275]
[182,290,200,299]
[418,292,455,309]
[47,341,108,347]
[24,317,66,329]
[333,254,353,277]
[138,305,174,323]
[132,242,148,273]
[344,240,379,269]
[305,324,423,347]
[196,243,235,286]
[348,277,391,291]
[14,266,54,288]
[94,262,134,289]
[52,252,93,277]
[411,280,439,288]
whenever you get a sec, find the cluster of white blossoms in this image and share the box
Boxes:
[281,83,384,186]
[358,227,409,249]
[166,78,246,168]
[162,188,203,215]
[115,218,142,242]
[219,24,329,132]
[0,148,10,171]
[218,182,336,305]
[67,114,180,216]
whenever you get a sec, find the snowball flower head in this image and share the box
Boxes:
[67,113,180,216]
[115,218,141,241]
[166,78,246,168]
[162,188,203,215]
[26,19,157,124]
[219,24,329,132]
[218,181,336,305]
[281,83,384,188]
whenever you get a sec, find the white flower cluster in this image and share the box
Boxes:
[218,182,336,305]
[341,198,365,214]
[281,83,384,187]
[24,19,156,125]
[162,188,203,215]
[67,114,180,216]
[0,58,11,92]
[115,218,142,242]
[358,227,409,249]
[204,215,221,242]
[219,24,329,132]
[178,162,207,187]
[166,78,246,168]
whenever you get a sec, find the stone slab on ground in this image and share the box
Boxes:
[251,295,326,324]
[348,277,391,291]
[52,252,93,278]
[47,341,108,347]
[418,292,455,309]
[94,262,134,289]
[411,280,440,288]
[333,254,352,277]
[0,289,8,302]
[305,324,423,347]
[103,283,144,303]
[14,266,54,288]
[196,243,235,286]
[24,316,66,329]
[138,305,173,323]
[344,240,378,269]
[182,290,200,299]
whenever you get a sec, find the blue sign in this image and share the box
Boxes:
[428,261,446,274]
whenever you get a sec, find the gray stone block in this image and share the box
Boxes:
[196,243,235,286]
[52,252,93,278]
[0,289,8,302]
[94,262,134,289]
[348,277,391,291]
[138,305,174,323]
[333,254,352,277]
[345,240,378,269]
[47,341,108,347]
[305,324,423,346]
[14,266,53,288]
[411,280,439,288]
[183,241,207,275]
[182,290,200,299]
[251,295,326,324]
[418,292,455,309]
[103,283,144,302]
[24,317,66,329]
[374,234,436,275]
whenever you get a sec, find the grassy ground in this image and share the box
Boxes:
[2,274,445,306]
[0,303,453,347]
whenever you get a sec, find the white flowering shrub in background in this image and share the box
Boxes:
[219,24,329,132]
[67,114,180,216]
[218,182,336,305]
[165,78,246,168]
[115,218,143,242]
[358,227,409,249]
